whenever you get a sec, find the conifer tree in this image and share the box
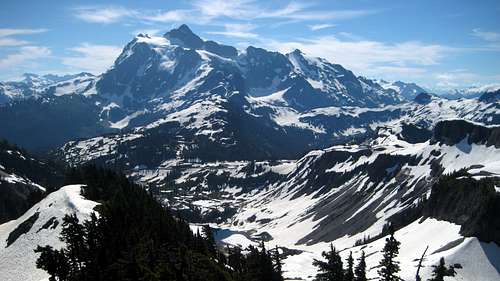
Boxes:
[273,245,284,281]
[378,227,401,281]
[202,224,217,256]
[428,257,455,281]
[313,243,344,281]
[354,251,367,281]
[345,251,354,281]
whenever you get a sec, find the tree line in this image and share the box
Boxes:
[35,165,284,281]
[312,226,456,281]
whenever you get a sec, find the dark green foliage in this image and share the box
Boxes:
[428,257,455,281]
[378,227,401,281]
[35,166,232,281]
[313,243,344,281]
[354,251,366,281]
[234,242,283,281]
[34,245,70,281]
[35,166,284,281]
[273,245,284,279]
[202,225,217,257]
[345,252,354,281]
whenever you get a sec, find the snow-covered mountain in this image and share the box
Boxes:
[0,72,95,104]
[439,84,500,100]
[0,25,427,151]
[376,79,427,100]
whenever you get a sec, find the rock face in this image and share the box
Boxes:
[424,175,500,245]
[433,119,500,147]
[0,140,63,223]
[479,89,500,103]
[413,92,433,104]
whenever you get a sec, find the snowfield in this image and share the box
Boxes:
[0,185,98,281]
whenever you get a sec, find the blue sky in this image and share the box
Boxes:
[1,0,499,90]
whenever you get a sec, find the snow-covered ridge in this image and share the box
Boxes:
[0,185,98,281]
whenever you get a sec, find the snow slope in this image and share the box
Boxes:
[274,218,500,281]
[0,185,98,281]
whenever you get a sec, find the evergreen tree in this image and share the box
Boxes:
[354,251,367,281]
[35,166,234,281]
[227,246,244,274]
[345,251,354,281]
[378,227,401,281]
[202,225,217,256]
[428,257,455,281]
[34,245,69,281]
[273,245,284,279]
[312,243,344,281]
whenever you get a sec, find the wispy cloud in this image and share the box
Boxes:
[62,43,122,74]
[471,28,500,42]
[73,6,137,24]
[266,35,452,81]
[192,0,256,19]
[72,2,376,27]
[0,46,51,69]
[0,28,48,38]
[0,38,29,47]
[131,29,162,36]
[142,9,194,23]
[207,23,258,38]
[192,0,376,21]
[309,24,335,31]
[0,28,48,47]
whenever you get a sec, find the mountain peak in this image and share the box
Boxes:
[177,24,193,33]
[164,24,203,49]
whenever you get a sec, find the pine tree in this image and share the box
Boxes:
[202,225,217,256]
[378,227,401,281]
[273,245,284,281]
[313,243,344,281]
[428,257,455,281]
[34,245,69,281]
[354,251,367,281]
[345,251,354,281]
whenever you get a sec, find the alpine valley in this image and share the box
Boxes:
[0,25,499,281]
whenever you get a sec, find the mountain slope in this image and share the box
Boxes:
[209,120,500,280]
[0,185,98,281]
[0,25,427,153]
[0,140,63,223]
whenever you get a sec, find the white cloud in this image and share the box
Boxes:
[62,43,122,74]
[131,29,162,36]
[192,0,375,22]
[309,24,335,31]
[0,28,48,47]
[0,28,48,38]
[143,10,193,23]
[73,2,376,27]
[207,23,258,38]
[192,0,257,19]
[471,28,500,42]
[74,6,136,24]
[0,38,29,47]
[267,36,450,73]
[0,46,51,69]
